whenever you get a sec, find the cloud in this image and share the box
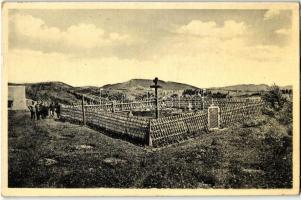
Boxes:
[10,13,130,50]
[275,28,291,36]
[7,48,153,86]
[10,13,62,41]
[109,32,129,41]
[176,20,247,39]
[8,16,296,87]
[264,9,281,20]
[171,19,292,63]
[8,37,295,88]
[159,33,289,63]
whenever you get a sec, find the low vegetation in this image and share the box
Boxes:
[8,84,292,188]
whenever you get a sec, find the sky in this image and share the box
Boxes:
[6,6,298,88]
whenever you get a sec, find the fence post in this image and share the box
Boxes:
[112,101,115,113]
[82,95,86,126]
[147,120,153,146]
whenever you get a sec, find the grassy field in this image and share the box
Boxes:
[8,110,292,188]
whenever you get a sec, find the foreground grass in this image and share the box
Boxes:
[8,111,292,188]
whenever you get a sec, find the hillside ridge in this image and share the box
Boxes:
[8,80,292,105]
[102,79,199,90]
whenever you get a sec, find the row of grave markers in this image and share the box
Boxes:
[78,93,221,131]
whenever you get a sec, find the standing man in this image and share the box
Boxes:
[28,101,36,120]
[41,102,49,119]
[55,102,61,119]
[35,101,40,120]
[49,102,55,118]
[40,102,45,119]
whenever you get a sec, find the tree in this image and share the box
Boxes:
[182,89,194,96]
[212,92,227,98]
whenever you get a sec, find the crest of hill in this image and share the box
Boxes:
[210,84,292,92]
[8,81,292,105]
[9,81,79,105]
[102,79,200,90]
[210,84,269,92]
[9,81,73,89]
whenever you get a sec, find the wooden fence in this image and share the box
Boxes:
[148,101,263,147]
[76,97,262,112]
[149,111,208,147]
[60,99,264,147]
[61,106,149,142]
[220,102,264,127]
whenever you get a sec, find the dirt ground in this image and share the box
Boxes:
[8,110,292,188]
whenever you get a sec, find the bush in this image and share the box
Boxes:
[242,115,267,128]
[277,101,292,125]
[262,85,292,126]
[258,119,292,188]
[262,84,287,112]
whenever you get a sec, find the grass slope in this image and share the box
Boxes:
[9,82,80,105]
[8,111,292,188]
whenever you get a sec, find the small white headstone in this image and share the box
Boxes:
[188,102,193,111]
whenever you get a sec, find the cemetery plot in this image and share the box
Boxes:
[61,98,264,147]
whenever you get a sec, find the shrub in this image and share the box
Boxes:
[258,119,292,188]
[262,85,292,127]
[242,115,267,128]
[277,101,292,125]
[262,84,287,112]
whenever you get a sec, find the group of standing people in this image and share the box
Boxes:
[28,101,61,120]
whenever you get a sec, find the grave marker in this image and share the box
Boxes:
[150,77,162,119]
[188,102,193,111]
[208,105,220,130]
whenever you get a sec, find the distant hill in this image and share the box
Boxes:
[8,79,200,104]
[210,84,269,92]
[101,79,201,100]
[281,85,293,90]
[8,81,73,91]
[209,84,292,92]
[9,82,80,105]
[102,79,199,91]
[8,81,292,105]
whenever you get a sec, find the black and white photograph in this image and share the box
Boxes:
[1,2,300,196]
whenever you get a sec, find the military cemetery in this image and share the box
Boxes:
[61,78,264,147]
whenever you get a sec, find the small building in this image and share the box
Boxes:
[8,85,27,110]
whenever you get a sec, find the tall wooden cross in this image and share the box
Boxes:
[150,77,162,119]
